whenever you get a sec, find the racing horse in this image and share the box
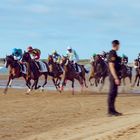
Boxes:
[60,56,85,95]
[89,61,96,86]
[93,55,108,89]
[132,59,140,87]
[48,55,63,91]
[4,55,30,94]
[22,51,49,93]
[120,64,132,86]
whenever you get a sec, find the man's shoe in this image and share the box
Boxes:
[108,111,123,117]
[114,111,123,116]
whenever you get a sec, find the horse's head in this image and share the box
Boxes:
[95,54,102,62]
[48,55,54,64]
[5,55,14,68]
[60,56,69,66]
[22,51,31,62]
[134,59,139,66]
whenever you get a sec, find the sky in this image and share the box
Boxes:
[0,0,140,61]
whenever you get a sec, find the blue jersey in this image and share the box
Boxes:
[12,48,22,60]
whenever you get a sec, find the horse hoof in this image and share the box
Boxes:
[40,87,44,92]
[3,89,7,94]
[60,86,64,91]
[26,89,31,94]
[3,91,7,94]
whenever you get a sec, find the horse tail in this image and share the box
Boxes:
[82,65,89,74]
[85,68,89,74]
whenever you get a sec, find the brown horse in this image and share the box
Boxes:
[120,64,132,86]
[89,61,96,86]
[92,55,109,88]
[132,59,140,87]
[60,56,85,95]
[22,52,49,93]
[48,55,63,91]
[4,55,30,94]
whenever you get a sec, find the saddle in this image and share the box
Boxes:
[73,63,81,73]
[18,62,27,74]
[56,63,63,74]
[35,61,48,73]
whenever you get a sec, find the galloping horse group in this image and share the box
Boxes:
[3,51,139,95]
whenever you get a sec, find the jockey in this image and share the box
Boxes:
[66,46,79,72]
[52,50,61,63]
[27,46,42,71]
[90,53,96,63]
[137,53,140,62]
[27,46,41,61]
[12,48,22,61]
[122,54,128,64]
[66,46,79,63]
[51,50,62,73]
[102,51,109,62]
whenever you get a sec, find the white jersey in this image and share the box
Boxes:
[67,49,79,63]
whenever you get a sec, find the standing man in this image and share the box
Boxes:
[108,40,122,116]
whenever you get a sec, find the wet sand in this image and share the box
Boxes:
[0,88,140,140]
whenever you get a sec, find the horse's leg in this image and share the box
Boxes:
[95,78,98,87]
[52,78,58,90]
[123,78,126,86]
[78,76,84,93]
[99,77,105,91]
[72,79,75,95]
[132,75,138,87]
[42,74,48,90]
[130,74,132,84]
[56,77,62,88]
[60,77,66,92]
[84,77,88,88]
[34,78,39,90]
[9,78,13,87]
[4,75,12,94]
[137,76,140,86]
[89,76,94,86]
[30,80,36,90]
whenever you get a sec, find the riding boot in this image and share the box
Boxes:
[36,62,40,71]
[26,63,31,80]
[57,64,62,73]
[75,63,79,72]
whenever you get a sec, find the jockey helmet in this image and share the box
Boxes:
[27,46,33,52]
[12,48,17,53]
[67,46,72,50]
[52,50,57,54]
[93,53,96,57]
[122,54,126,58]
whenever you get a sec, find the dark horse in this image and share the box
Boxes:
[120,64,132,86]
[22,52,49,93]
[60,56,88,95]
[132,59,140,87]
[48,55,63,91]
[89,61,96,86]
[94,55,108,89]
[4,55,30,94]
